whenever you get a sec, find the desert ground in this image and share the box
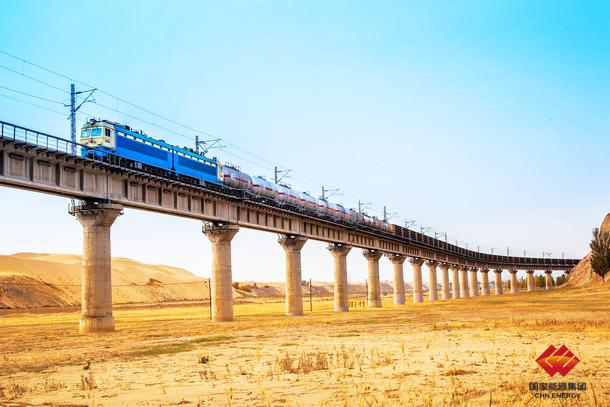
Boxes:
[1,284,609,406]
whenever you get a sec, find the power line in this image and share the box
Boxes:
[0,63,69,95]
[0,84,65,105]
[0,92,70,117]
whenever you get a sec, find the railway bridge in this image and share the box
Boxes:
[0,120,580,333]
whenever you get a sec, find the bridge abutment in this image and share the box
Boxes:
[450,265,461,299]
[328,244,351,312]
[71,202,123,334]
[203,223,239,322]
[509,269,518,293]
[386,254,406,305]
[480,269,490,296]
[279,235,307,316]
[494,269,503,295]
[439,263,450,300]
[409,258,424,303]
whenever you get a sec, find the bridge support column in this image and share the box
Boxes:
[439,263,450,300]
[450,265,461,299]
[494,269,503,295]
[469,267,479,297]
[386,254,407,305]
[328,244,351,312]
[526,270,535,292]
[71,203,123,334]
[203,223,239,322]
[480,269,490,296]
[363,250,382,308]
[460,267,470,298]
[509,269,518,293]
[409,258,424,303]
[278,235,307,316]
[426,261,438,301]
[545,270,553,289]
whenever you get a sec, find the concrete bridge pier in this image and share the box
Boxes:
[409,258,424,303]
[545,270,552,289]
[509,269,518,293]
[426,261,439,301]
[386,254,407,305]
[203,223,239,322]
[363,250,382,308]
[460,266,470,298]
[526,270,535,292]
[71,203,123,334]
[439,263,451,300]
[328,244,351,312]
[469,267,479,297]
[278,235,307,316]
[450,265,461,299]
[494,269,503,295]
[480,269,490,296]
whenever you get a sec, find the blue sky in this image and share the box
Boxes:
[0,1,608,283]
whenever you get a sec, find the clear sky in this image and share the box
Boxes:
[0,1,608,284]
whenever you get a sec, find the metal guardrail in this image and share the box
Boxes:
[0,119,81,155]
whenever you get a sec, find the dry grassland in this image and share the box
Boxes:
[1,285,609,406]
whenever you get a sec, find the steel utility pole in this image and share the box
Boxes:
[321,186,340,200]
[383,206,396,222]
[68,83,96,154]
[195,136,224,155]
[358,200,371,214]
[274,166,291,184]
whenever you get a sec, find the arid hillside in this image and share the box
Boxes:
[0,253,405,309]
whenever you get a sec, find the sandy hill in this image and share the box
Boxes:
[0,253,211,309]
[567,213,610,287]
[0,253,413,309]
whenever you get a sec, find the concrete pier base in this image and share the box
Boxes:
[494,269,503,295]
[509,270,518,294]
[480,269,490,296]
[203,223,239,322]
[363,250,382,307]
[278,235,307,316]
[526,270,535,292]
[409,258,424,303]
[426,261,438,301]
[450,265,461,299]
[71,203,123,334]
[328,244,351,312]
[545,270,552,289]
[439,263,450,300]
[469,267,479,297]
[460,267,470,298]
[386,254,407,305]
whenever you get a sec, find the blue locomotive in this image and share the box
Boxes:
[80,119,221,186]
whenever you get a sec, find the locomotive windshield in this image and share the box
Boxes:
[81,128,103,138]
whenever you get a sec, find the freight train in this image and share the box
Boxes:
[79,119,392,232]
[76,118,577,267]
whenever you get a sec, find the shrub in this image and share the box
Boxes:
[590,228,610,280]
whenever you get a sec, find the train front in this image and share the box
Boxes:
[80,120,116,158]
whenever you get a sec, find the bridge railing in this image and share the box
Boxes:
[0,120,80,155]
